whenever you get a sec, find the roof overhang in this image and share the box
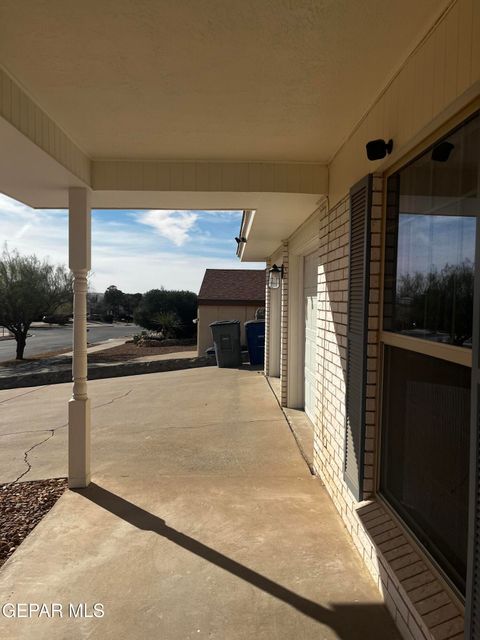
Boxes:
[0,111,325,260]
[236,191,324,262]
[0,87,326,212]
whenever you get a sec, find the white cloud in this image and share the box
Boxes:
[0,194,68,263]
[136,210,199,246]
[0,194,265,294]
[0,193,65,220]
[14,223,33,240]
[89,253,264,294]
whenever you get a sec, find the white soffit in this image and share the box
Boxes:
[0,116,320,250]
[0,117,87,208]
[0,0,450,163]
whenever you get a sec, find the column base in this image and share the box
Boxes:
[68,397,91,488]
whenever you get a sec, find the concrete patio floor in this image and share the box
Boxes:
[0,368,400,640]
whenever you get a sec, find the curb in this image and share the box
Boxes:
[0,355,216,390]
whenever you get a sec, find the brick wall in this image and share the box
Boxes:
[264,260,271,377]
[313,175,464,640]
[280,241,289,407]
[314,174,385,510]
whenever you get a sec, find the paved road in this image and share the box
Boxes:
[0,324,141,362]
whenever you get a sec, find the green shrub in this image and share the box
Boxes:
[133,288,197,338]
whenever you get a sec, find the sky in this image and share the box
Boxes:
[0,193,264,294]
[397,212,475,277]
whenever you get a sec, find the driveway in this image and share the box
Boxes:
[0,324,141,362]
[0,368,400,640]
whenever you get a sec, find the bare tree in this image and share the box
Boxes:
[0,248,73,359]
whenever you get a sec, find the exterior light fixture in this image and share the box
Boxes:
[366,138,393,161]
[235,236,247,244]
[268,264,283,289]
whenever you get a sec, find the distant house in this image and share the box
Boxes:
[197,269,265,356]
[87,292,105,320]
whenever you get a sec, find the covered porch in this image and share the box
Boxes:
[2,2,479,638]
[0,367,399,639]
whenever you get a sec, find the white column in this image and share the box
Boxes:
[68,187,91,488]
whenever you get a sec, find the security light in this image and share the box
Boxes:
[366,138,393,161]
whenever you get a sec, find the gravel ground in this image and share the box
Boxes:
[0,478,67,568]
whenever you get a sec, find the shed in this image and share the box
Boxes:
[197,269,265,356]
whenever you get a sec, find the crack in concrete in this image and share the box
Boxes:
[94,389,133,410]
[0,427,58,438]
[9,431,56,484]
[0,387,41,405]
[7,388,134,485]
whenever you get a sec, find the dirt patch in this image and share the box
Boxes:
[88,343,196,363]
[0,348,73,367]
[0,343,196,368]
[0,478,67,568]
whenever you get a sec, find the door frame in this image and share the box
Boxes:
[303,249,321,423]
[268,283,281,377]
[287,224,320,410]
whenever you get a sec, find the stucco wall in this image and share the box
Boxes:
[197,304,260,356]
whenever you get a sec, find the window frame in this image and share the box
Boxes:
[379,100,480,366]
[379,343,472,595]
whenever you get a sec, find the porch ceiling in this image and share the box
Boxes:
[0,0,450,261]
[0,0,448,163]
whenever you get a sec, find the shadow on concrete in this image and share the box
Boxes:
[77,483,400,639]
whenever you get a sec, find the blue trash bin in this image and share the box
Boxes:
[244,320,265,365]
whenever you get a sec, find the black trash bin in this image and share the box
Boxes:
[209,320,242,368]
[244,320,265,365]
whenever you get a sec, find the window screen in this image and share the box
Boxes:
[380,346,470,593]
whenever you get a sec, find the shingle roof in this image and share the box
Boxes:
[198,269,265,304]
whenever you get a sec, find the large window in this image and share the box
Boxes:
[381,112,480,595]
[383,115,478,346]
